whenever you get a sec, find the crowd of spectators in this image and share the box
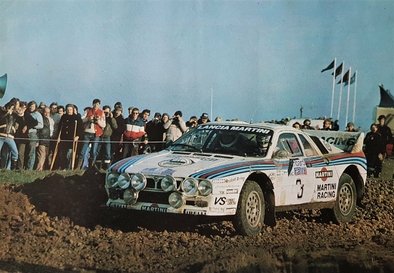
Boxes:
[0,97,213,171]
[0,97,392,177]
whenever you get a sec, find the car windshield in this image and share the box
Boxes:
[168,124,273,157]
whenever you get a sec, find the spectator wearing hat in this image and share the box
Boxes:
[164,110,187,143]
[197,112,210,125]
[146,112,165,152]
[38,102,46,113]
[345,122,357,132]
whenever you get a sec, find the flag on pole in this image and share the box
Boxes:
[321,60,335,73]
[337,69,350,84]
[332,63,343,78]
[345,71,356,86]
[0,73,7,99]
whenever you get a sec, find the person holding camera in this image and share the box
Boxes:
[186,115,198,130]
[78,98,106,169]
[164,110,187,143]
[146,112,166,152]
[97,105,118,169]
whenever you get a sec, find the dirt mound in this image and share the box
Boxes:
[0,171,393,273]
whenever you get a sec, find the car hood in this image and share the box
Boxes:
[109,150,261,178]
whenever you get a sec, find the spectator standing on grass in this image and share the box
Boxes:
[146,112,165,152]
[123,107,146,157]
[78,99,106,169]
[26,101,43,170]
[111,104,125,162]
[47,102,61,168]
[56,104,83,170]
[0,98,20,170]
[377,115,392,154]
[14,101,36,170]
[364,123,385,178]
[36,106,54,170]
[98,105,118,170]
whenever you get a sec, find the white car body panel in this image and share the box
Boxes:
[105,122,367,217]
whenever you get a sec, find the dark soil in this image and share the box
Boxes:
[0,168,393,273]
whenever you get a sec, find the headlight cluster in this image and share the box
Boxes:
[106,172,213,209]
[181,178,212,196]
[106,172,147,191]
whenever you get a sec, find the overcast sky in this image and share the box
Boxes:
[1,0,393,131]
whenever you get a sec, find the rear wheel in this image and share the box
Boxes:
[322,173,357,223]
[333,173,357,223]
[233,180,265,236]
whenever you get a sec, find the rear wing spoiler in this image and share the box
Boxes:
[304,130,364,153]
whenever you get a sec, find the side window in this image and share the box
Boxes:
[298,134,318,156]
[275,133,303,157]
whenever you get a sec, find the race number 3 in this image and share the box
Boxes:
[296,179,304,199]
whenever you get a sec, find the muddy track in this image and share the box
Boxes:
[0,169,393,273]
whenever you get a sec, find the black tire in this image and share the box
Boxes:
[233,180,265,236]
[332,173,357,223]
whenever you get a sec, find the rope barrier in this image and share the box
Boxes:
[4,136,166,145]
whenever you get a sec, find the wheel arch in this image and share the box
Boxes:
[246,172,276,226]
[343,165,365,206]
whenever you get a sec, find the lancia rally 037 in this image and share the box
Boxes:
[105,122,367,236]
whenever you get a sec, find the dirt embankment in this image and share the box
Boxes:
[0,170,393,273]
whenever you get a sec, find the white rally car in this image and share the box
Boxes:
[105,122,367,236]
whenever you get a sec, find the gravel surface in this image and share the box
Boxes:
[0,168,393,273]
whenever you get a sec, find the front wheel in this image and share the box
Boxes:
[233,180,265,236]
[332,173,357,223]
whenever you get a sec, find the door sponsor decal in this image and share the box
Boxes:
[288,159,307,176]
[315,167,333,181]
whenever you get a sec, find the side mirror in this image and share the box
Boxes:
[165,140,173,148]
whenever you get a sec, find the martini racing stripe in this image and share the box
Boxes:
[111,155,146,173]
[192,161,276,179]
